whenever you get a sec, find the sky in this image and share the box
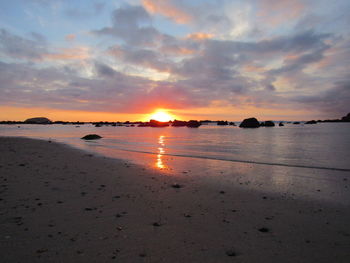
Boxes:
[0,0,349,121]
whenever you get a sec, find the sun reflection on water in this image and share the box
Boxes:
[156,135,166,169]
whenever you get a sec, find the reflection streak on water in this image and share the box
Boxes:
[156,135,166,169]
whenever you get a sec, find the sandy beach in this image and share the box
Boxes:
[1,136,350,262]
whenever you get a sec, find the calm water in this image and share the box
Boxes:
[1,123,349,171]
[1,123,350,204]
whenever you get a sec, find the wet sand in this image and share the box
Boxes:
[0,137,350,262]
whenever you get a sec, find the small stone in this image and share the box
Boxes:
[226,249,237,257]
[36,249,48,254]
[81,134,102,140]
[152,222,161,227]
[258,227,269,233]
[171,183,182,189]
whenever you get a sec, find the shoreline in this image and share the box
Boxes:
[1,136,350,262]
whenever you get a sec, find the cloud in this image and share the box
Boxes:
[42,47,90,61]
[108,45,173,73]
[292,80,350,115]
[0,60,203,114]
[0,28,47,60]
[1,2,349,119]
[257,0,306,25]
[94,62,118,78]
[92,5,162,46]
[0,29,90,62]
[141,0,192,24]
[65,34,76,41]
[187,32,214,41]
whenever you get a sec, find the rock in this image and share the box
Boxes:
[239,117,260,128]
[293,122,300,125]
[229,122,236,126]
[186,120,201,128]
[305,120,317,124]
[258,227,270,232]
[217,121,228,125]
[171,183,183,188]
[226,249,237,257]
[341,113,350,122]
[279,122,284,126]
[149,120,169,127]
[138,122,151,127]
[81,134,102,140]
[172,120,187,127]
[24,117,51,124]
[260,121,275,127]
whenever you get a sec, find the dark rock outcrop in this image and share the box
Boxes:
[24,117,52,124]
[239,118,260,128]
[260,121,275,127]
[186,120,201,128]
[293,122,300,125]
[149,120,169,127]
[138,122,151,127]
[81,134,102,140]
[341,113,350,122]
[279,122,284,126]
[217,121,228,125]
[305,120,317,124]
[172,120,187,127]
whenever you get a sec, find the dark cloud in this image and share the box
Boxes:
[93,5,162,46]
[108,45,173,72]
[94,62,118,77]
[0,29,47,60]
[0,60,205,113]
[292,80,350,115]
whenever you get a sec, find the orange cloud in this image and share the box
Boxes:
[65,34,76,41]
[160,46,195,55]
[258,0,305,25]
[243,64,266,73]
[43,47,89,61]
[187,32,214,41]
[142,0,192,24]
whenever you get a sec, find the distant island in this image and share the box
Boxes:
[0,113,349,127]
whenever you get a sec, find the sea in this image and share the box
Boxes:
[1,122,350,204]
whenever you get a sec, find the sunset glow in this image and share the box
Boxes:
[150,110,174,122]
[0,0,349,121]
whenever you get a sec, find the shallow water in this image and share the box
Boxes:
[1,123,349,170]
[1,123,350,204]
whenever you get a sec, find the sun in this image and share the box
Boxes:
[150,110,173,122]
